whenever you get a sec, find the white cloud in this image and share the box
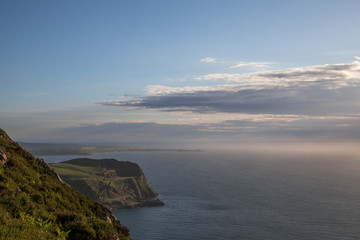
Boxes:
[199,57,217,63]
[146,84,237,95]
[230,61,274,69]
[195,73,243,82]
[196,61,360,89]
[355,56,360,60]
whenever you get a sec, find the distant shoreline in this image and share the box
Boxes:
[19,142,203,156]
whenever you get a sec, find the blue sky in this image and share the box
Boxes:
[1,0,360,146]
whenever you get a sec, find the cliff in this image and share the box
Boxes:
[0,128,130,240]
[50,158,164,209]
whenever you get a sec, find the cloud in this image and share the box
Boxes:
[98,60,360,116]
[45,122,207,145]
[24,92,48,97]
[40,114,360,145]
[355,56,360,60]
[199,57,217,63]
[145,84,236,95]
[230,61,274,69]
[197,61,360,86]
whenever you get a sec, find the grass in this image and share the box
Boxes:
[0,128,130,240]
[49,163,100,178]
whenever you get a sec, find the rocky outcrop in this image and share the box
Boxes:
[35,157,63,182]
[35,157,50,169]
[0,148,7,166]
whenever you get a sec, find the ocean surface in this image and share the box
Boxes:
[44,150,360,240]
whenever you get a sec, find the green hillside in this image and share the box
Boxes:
[0,129,130,240]
[50,158,164,209]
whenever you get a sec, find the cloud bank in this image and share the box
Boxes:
[98,61,360,116]
[44,115,360,145]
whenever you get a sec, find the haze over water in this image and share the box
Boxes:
[45,148,360,240]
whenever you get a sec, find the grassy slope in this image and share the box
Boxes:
[50,159,159,209]
[0,129,130,240]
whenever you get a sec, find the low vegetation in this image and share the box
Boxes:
[0,128,130,240]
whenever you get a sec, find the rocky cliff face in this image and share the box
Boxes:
[0,128,130,240]
[50,158,164,209]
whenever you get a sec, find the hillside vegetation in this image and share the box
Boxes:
[0,129,130,240]
[50,158,164,209]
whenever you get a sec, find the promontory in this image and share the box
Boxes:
[50,158,165,209]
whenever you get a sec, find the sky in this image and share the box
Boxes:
[1,0,360,147]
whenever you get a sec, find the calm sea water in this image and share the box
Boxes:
[44,150,360,240]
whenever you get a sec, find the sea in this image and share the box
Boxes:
[43,149,360,240]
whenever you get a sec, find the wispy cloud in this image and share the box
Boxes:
[24,92,49,97]
[98,60,360,116]
[199,57,217,63]
[197,61,360,86]
[230,61,274,69]
[145,84,235,95]
[355,56,360,60]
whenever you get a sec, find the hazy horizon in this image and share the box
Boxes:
[1,1,360,150]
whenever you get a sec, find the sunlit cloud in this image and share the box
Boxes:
[199,57,217,63]
[196,61,360,87]
[145,84,237,95]
[230,61,274,69]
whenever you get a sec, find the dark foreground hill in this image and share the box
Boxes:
[50,158,164,209]
[0,128,130,240]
